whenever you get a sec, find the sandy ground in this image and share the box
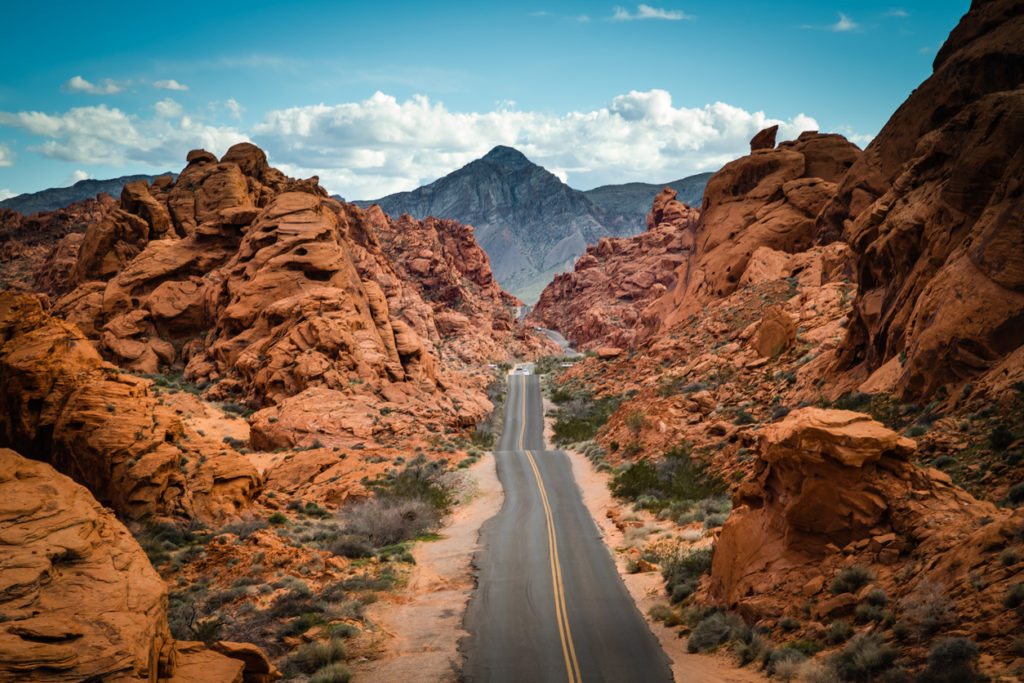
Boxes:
[350,454,503,682]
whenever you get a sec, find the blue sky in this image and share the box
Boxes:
[0,1,968,201]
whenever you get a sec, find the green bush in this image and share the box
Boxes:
[610,444,726,503]
[778,617,799,631]
[661,546,713,603]
[1009,483,1024,505]
[854,603,884,623]
[918,637,978,683]
[288,639,346,674]
[829,633,898,682]
[1004,583,1024,608]
[991,424,1015,450]
[551,392,623,445]
[826,620,854,644]
[309,663,352,683]
[268,512,288,526]
[687,611,744,653]
[830,565,872,594]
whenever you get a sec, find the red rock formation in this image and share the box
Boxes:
[710,408,1012,635]
[528,188,699,349]
[0,449,270,682]
[0,292,260,521]
[822,0,1024,398]
[644,132,861,335]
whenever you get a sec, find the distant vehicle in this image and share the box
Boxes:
[534,326,543,331]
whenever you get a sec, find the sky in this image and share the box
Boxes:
[0,1,969,202]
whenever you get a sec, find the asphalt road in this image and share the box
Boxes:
[461,371,673,682]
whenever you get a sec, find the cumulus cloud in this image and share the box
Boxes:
[251,89,820,200]
[61,75,124,95]
[831,13,859,31]
[612,4,691,20]
[0,143,14,167]
[63,169,93,186]
[0,104,247,167]
[0,189,14,201]
[153,79,189,91]
[154,98,184,118]
[225,98,245,119]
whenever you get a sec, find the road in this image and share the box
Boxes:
[461,370,672,682]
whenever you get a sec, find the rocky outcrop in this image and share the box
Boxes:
[710,408,1007,629]
[749,125,778,152]
[48,143,540,450]
[824,0,1024,398]
[529,188,700,349]
[644,131,861,334]
[0,448,175,681]
[0,292,260,521]
[0,449,274,682]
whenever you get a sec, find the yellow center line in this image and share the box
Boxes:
[517,373,582,683]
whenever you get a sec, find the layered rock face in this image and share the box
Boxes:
[0,292,260,521]
[0,448,273,682]
[0,448,174,681]
[823,0,1024,398]
[645,132,861,333]
[529,188,699,349]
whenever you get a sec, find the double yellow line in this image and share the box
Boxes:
[517,373,582,683]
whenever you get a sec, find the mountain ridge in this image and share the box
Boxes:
[0,173,176,215]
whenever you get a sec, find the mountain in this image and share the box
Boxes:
[583,172,712,233]
[357,146,710,304]
[0,173,174,214]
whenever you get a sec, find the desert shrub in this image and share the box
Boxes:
[329,535,374,559]
[892,621,910,642]
[854,604,884,624]
[268,512,288,526]
[802,661,841,683]
[624,409,646,435]
[786,640,824,657]
[767,647,807,679]
[1004,583,1024,608]
[339,499,438,547]
[933,455,956,470]
[830,565,872,594]
[733,410,755,426]
[827,620,854,644]
[703,513,728,530]
[329,623,359,639]
[309,663,352,683]
[901,579,955,635]
[1009,482,1024,505]
[551,392,623,445]
[647,604,681,627]
[778,616,799,631]
[191,617,222,646]
[610,443,726,504]
[829,633,898,682]
[733,632,769,666]
[1000,548,1019,566]
[267,588,320,620]
[918,637,978,683]
[867,588,888,607]
[687,611,744,653]
[371,456,453,513]
[990,424,1015,450]
[662,546,713,603]
[278,613,324,638]
[287,639,347,675]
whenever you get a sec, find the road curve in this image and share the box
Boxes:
[461,372,673,682]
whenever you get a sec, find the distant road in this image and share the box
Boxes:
[462,373,672,682]
[536,327,582,357]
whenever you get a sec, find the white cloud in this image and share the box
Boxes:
[612,4,692,20]
[884,8,909,17]
[0,189,15,201]
[61,75,124,95]
[153,79,189,91]
[831,12,859,31]
[63,169,93,186]
[918,45,936,54]
[251,89,819,200]
[225,98,245,119]
[0,103,248,167]
[154,98,184,118]
[0,143,13,167]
